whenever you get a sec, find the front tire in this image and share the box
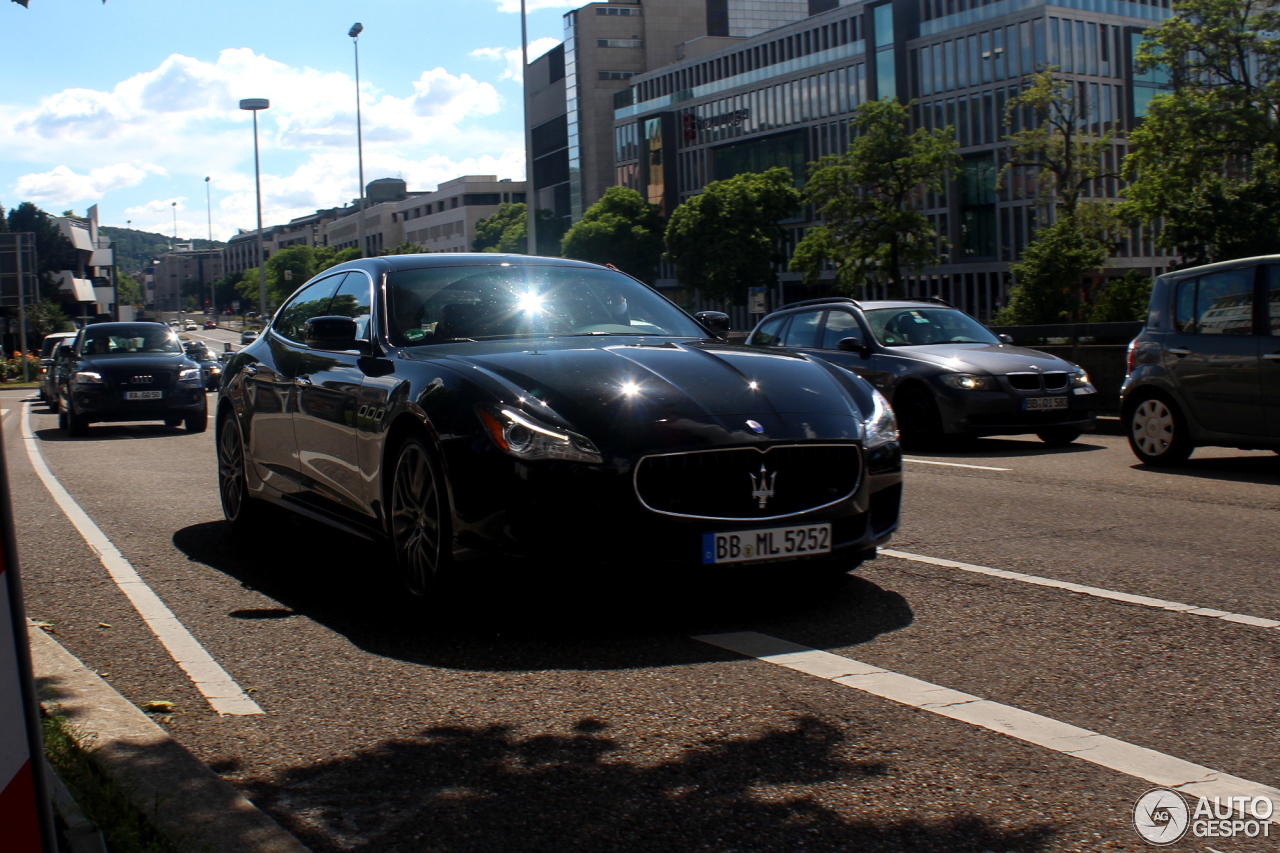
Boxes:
[1037,427,1082,447]
[1128,396,1193,466]
[185,399,208,433]
[389,435,452,597]
[218,410,271,533]
[66,400,88,437]
[895,386,944,450]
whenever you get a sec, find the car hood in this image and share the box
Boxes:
[417,338,867,447]
[891,343,1079,374]
[80,354,194,372]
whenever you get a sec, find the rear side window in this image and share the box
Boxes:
[820,311,861,349]
[752,315,787,346]
[780,311,822,347]
[1174,268,1255,335]
[1267,266,1280,336]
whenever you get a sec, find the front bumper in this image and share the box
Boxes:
[69,386,206,423]
[936,387,1098,435]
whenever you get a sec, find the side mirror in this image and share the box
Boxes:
[56,344,74,359]
[694,311,731,338]
[998,334,1014,345]
[304,316,367,352]
[836,335,868,354]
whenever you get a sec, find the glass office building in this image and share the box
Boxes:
[612,0,1176,320]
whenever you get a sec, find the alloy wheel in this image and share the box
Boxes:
[390,439,448,596]
[217,414,247,523]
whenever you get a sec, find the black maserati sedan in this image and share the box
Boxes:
[216,255,903,597]
[56,321,208,436]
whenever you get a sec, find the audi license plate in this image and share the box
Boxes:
[124,390,162,400]
[702,523,832,565]
[1022,396,1067,411]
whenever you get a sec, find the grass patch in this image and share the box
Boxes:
[42,708,189,853]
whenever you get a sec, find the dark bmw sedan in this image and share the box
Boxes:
[217,255,903,597]
[56,322,208,436]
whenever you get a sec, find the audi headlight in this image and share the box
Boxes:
[178,368,203,385]
[1069,368,1096,394]
[476,404,603,463]
[862,387,899,450]
[72,371,103,385]
[940,373,998,391]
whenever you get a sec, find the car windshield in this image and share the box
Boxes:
[81,325,182,356]
[862,307,1000,347]
[384,264,705,346]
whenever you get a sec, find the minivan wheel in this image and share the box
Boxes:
[1036,427,1082,447]
[1128,396,1193,465]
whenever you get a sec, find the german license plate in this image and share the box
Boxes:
[124,390,162,400]
[1022,396,1067,411]
[702,523,832,565]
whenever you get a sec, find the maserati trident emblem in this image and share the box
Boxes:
[749,463,776,509]
[746,419,764,434]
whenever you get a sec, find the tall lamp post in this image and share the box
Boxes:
[349,23,367,257]
[521,0,537,255]
[205,176,214,316]
[239,98,270,321]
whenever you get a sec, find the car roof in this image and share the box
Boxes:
[766,297,962,315]
[320,253,612,277]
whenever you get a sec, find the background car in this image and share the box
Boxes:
[55,322,207,436]
[239,328,259,345]
[1122,255,1280,465]
[203,320,217,330]
[38,330,78,405]
[217,255,903,599]
[183,320,199,331]
[746,297,1098,447]
[182,340,224,390]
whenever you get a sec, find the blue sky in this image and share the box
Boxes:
[1,0,576,240]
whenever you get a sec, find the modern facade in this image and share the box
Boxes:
[54,207,116,320]
[527,0,814,245]
[606,0,1176,320]
[149,246,225,312]
[397,176,527,253]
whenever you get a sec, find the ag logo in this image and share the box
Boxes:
[1133,788,1190,845]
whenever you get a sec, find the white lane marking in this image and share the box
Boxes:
[904,458,1012,471]
[879,549,1280,630]
[697,631,1280,817]
[20,402,262,716]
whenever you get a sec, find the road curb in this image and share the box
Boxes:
[26,623,310,853]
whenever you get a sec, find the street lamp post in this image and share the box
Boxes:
[521,0,537,255]
[350,23,367,258]
[205,176,214,316]
[239,98,270,321]
[171,201,177,251]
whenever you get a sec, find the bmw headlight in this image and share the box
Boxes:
[476,404,603,464]
[178,368,203,385]
[1069,368,1096,394]
[72,371,103,385]
[862,387,899,450]
[940,373,999,391]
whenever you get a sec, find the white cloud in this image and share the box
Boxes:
[472,37,562,81]
[492,0,584,14]
[14,163,166,204]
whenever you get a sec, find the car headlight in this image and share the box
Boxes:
[862,387,899,450]
[178,368,203,385]
[72,371,103,385]
[476,404,602,464]
[940,373,999,391]
[1069,369,1096,394]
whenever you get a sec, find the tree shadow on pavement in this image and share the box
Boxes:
[172,519,915,673]
[242,714,1056,853]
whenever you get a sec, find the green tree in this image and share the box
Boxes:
[665,167,800,302]
[234,268,263,310]
[473,203,526,252]
[1088,270,1153,322]
[26,299,71,340]
[266,245,317,302]
[791,99,958,297]
[116,271,143,306]
[561,187,665,282]
[6,201,77,300]
[0,204,7,233]
[314,246,361,273]
[995,205,1112,324]
[1124,0,1280,265]
[381,241,427,255]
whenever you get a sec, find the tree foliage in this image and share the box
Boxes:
[6,202,78,300]
[561,187,665,282]
[1088,270,1153,322]
[315,246,361,273]
[995,205,1112,324]
[1002,69,1117,217]
[472,203,564,255]
[381,241,427,256]
[26,299,72,340]
[665,167,800,302]
[1124,0,1280,265]
[791,99,958,297]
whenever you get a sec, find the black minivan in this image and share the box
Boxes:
[1121,255,1280,464]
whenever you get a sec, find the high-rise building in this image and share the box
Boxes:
[605,0,1176,319]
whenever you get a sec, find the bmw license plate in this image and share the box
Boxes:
[124,390,162,400]
[1022,396,1067,411]
[702,523,832,565]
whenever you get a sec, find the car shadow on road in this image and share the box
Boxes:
[1131,453,1280,485]
[237,712,1057,853]
[33,424,199,442]
[172,519,916,674]
[908,436,1108,460]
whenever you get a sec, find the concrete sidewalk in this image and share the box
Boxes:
[28,623,309,853]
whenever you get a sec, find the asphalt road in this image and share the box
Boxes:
[7,394,1278,853]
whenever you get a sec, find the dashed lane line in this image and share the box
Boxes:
[20,402,262,716]
[697,631,1280,816]
[879,548,1280,630]
[903,458,1013,471]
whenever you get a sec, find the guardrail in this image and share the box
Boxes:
[988,321,1143,414]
